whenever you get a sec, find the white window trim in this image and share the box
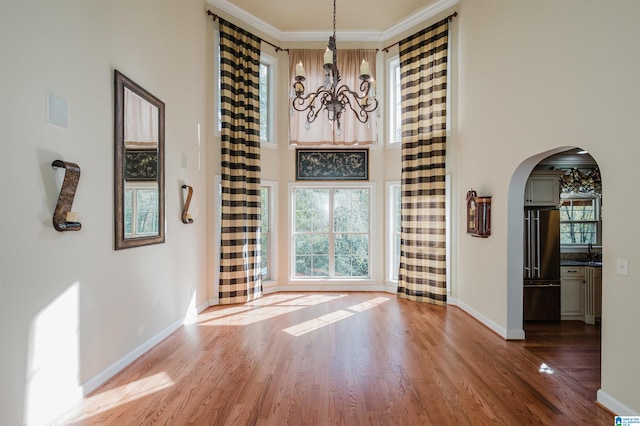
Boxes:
[559,196,602,251]
[260,52,277,147]
[387,56,401,148]
[288,181,376,283]
[214,28,221,138]
[261,180,278,282]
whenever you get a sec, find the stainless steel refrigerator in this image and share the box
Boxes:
[523,208,561,321]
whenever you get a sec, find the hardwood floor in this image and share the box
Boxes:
[520,321,602,398]
[55,293,612,425]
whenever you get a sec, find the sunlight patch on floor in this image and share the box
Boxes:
[282,310,354,336]
[277,294,345,306]
[244,293,308,306]
[282,296,390,337]
[203,306,305,326]
[69,372,175,422]
[347,296,390,312]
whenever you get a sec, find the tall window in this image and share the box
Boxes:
[217,179,276,280]
[259,53,275,144]
[292,186,371,278]
[260,183,275,280]
[388,38,452,146]
[388,58,401,145]
[387,181,402,281]
[559,197,600,245]
[217,35,274,145]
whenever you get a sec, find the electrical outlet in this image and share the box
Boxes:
[616,258,629,276]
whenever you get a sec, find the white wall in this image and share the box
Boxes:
[0,1,211,424]
[2,0,639,422]
[457,0,640,413]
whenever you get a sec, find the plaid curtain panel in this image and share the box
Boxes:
[397,18,449,305]
[219,19,262,304]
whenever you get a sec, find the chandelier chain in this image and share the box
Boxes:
[290,0,378,132]
[333,0,336,41]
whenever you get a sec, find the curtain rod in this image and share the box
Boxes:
[382,11,458,53]
[206,10,286,52]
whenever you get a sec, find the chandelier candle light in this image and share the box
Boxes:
[292,0,378,132]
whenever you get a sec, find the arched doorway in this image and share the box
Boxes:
[507,146,603,393]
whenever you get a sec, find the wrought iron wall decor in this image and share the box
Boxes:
[296,148,368,181]
[125,150,158,181]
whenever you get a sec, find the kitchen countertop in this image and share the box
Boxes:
[561,260,602,267]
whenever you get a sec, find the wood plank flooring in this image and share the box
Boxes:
[55,293,612,425]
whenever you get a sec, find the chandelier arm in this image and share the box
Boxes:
[335,92,368,124]
[335,83,378,113]
[292,87,331,112]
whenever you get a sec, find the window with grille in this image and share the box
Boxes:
[559,197,600,245]
[292,185,371,279]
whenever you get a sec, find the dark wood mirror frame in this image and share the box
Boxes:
[114,70,165,249]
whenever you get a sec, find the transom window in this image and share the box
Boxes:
[292,186,371,279]
[559,197,600,245]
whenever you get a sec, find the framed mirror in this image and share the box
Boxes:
[114,70,165,249]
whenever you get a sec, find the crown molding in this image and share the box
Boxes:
[207,0,459,43]
[380,0,459,41]
[208,0,286,40]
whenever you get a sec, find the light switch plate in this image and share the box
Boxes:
[616,258,629,276]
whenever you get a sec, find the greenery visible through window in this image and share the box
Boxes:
[124,185,159,237]
[260,185,271,280]
[293,187,370,278]
[389,183,402,280]
[560,198,600,245]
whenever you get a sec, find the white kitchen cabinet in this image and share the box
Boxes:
[525,175,561,206]
[584,266,602,325]
[561,266,585,320]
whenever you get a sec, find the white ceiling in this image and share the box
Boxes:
[207,0,458,41]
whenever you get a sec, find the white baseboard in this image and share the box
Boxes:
[266,283,387,293]
[80,316,183,397]
[597,389,639,416]
[455,300,509,339]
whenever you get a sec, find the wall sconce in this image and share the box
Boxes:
[466,189,491,238]
[181,184,193,224]
[52,160,81,231]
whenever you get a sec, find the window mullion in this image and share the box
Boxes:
[132,188,138,235]
[329,188,335,278]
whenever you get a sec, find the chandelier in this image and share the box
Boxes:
[291,0,378,132]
